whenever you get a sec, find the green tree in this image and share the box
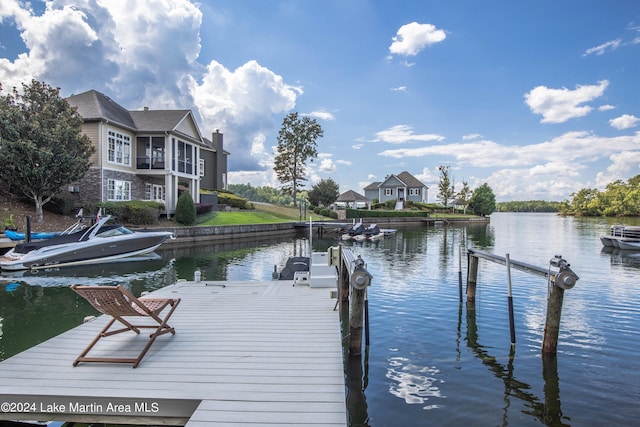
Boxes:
[469,183,496,216]
[0,80,95,223]
[175,191,196,225]
[437,165,455,208]
[308,178,340,207]
[456,181,472,214]
[568,188,602,216]
[273,112,323,205]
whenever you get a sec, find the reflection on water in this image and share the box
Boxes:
[386,355,444,408]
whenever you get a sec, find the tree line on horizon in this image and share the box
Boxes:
[495,175,640,216]
[560,174,640,217]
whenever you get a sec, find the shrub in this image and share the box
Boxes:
[319,208,331,217]
[195,203,214,215]
[345,208,430,219]
[97,201,164,225]
[175,192,196,225]
[217,193,251,209]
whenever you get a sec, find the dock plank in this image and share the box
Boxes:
[0,280,347,426]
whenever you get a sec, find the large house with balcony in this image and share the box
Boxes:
[66,90,228,215]
[363,171,428,209]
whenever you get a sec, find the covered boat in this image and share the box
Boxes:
[354,224,382,241]
[0,215,173,270]
[341,222,365,240]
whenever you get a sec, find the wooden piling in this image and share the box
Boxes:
[349,287,366,356]
[338,246,350,317]
[466,253,479,303]
[542,284,565,354]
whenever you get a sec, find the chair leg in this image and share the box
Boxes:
[73,317,117,366]
[133,300,180,368]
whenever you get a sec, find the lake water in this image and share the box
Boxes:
[1,212,639,426]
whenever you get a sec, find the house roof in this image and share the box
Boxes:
[67,90,207,144]
[336,190,370,203]
[364,171,427,190]
[363,182,382,191]
[67,90,136,130]
[130,109,191,132]
[396,171,426,188]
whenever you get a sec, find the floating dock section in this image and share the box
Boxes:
[0,279,346,426]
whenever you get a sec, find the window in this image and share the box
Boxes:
[108,130,131,166]
[199,159,205,177]
[145,183,165,201]
[409,188,421,196]
[173,139,194,174]
[107,179,131,201]
[384,188,393,196]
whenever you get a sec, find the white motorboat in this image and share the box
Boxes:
[0,215,174,270]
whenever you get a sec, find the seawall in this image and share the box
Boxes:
[158,216,490,246]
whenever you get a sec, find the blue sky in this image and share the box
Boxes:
[1,0,639,202]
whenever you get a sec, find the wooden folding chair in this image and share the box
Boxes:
[71,285,181,368]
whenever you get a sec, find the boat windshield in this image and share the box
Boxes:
[95,225,134,238]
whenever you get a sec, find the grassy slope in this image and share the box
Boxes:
[197,203,329,226]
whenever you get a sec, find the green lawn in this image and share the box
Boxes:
[198,211,294,226]
[194,203,479,226]
[197,203,331,226]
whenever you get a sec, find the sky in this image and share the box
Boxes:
[1,0,639,203]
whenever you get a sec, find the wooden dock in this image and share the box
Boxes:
[0,280,346,426]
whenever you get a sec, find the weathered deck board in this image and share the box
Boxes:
[0,280,347,426]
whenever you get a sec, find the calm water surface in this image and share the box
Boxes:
[1,213,639,426]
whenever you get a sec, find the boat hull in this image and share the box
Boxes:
[616,239,640,251]
[0,231,172,271]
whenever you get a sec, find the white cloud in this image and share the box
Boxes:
[391,86,407,92]
[379,131,640,168]
[336,160,352,166]
[189,59,301,170]
[319,158,336,173]
[609,114,639,130]
[413,167,438,186]
[595,151,640,188]
[0,2,119,93]
[374,125,445,144]
[228,170,279,188]
[524,80,609,123]
[0,0,203,104]
[583,39,622,56]
[462,133,482,141]
[306,110,335,121]
[599,104,615,111]
[352,144,364,150]
[389,22,446,57]
[0,0,33,25]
